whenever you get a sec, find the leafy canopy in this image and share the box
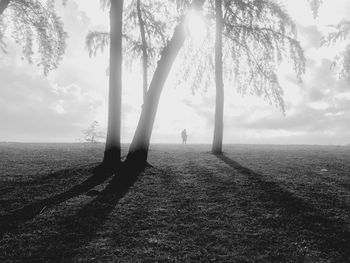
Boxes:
[323,20,350,82]
[309,0,350,82]
[308,0,322,18]
[0,0,67,75]
[86,0,176,73]
[178,0,306,113]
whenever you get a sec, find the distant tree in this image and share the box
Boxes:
[82,121,105,143]
[0,0,67,75]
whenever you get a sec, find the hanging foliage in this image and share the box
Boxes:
[0,0,67,75]
[177,0,306,113]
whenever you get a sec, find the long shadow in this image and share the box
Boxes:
[23,161,144,262]
[0,163,100,203]
[215,154,350,260]
[0,163,115,237]
[1,162,99,188]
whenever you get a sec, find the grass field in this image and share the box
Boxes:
[0,143,349,262]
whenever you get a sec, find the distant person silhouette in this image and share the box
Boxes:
[181,129,187,144]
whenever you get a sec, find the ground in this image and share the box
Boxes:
[0,143,349,262]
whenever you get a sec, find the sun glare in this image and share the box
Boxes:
[185,10,207,46]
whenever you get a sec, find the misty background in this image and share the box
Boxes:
[1,0,350,145]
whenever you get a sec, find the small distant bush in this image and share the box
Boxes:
[81,121,105,143]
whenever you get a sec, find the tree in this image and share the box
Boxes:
[136,0,148,103]
[308,0,322,18]
[82,121,105,143]
[308,0,350,81]
[212,0,223,154]
[0,0,67,75]
[322,20,350,82]
[86,0,201,170]
[178,0,306,153]
[125,0,206,167]
[102,0,124,170]
[87,0,171,170]
[86,0,169,105]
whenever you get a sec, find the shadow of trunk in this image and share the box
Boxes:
[0,163,99,196]
[23,161,144,262]
[0,163,115,237]
[215,154,350,260]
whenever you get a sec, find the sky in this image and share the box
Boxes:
[1,0,350,145]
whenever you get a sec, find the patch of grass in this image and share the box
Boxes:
[0,143,349,262]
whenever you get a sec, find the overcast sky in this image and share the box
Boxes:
[1,0,350,145]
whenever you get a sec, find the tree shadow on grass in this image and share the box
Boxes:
[0,163,115,237]
[23,162,144,262]
[215,154,350,260]
[0,163,98,197]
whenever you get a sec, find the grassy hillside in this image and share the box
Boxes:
[0,143,349,262]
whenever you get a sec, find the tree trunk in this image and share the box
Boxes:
[103,0,124,170]
[212,0,224,155]
[126,0,206,167]
[0,0,10,17]
[136,0,148,104]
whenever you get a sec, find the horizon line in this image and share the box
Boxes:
[0,141,348,147]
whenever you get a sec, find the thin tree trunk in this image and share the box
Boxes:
[0,0,10,17]
[126,0,206,167]
[103,0,124,169]
[212,0,224,155]
[136,0,148,104]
